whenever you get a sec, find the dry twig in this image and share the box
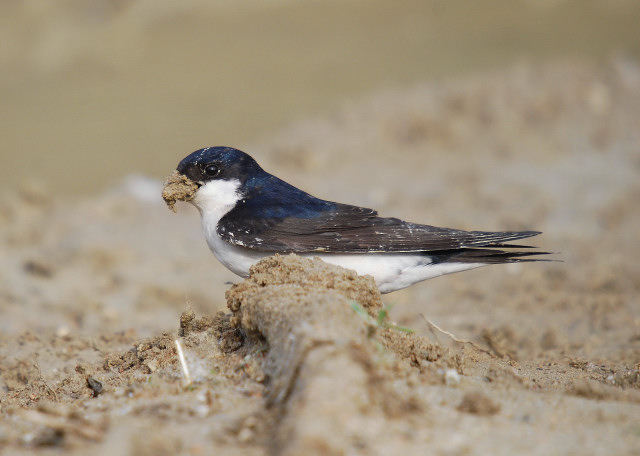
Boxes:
[419,314,495,357]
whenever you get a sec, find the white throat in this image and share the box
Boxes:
[191,178,243,221]
[191,179,268,276]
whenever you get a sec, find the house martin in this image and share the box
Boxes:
[166,146,549,293]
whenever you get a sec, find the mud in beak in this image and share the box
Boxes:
[161,170,201,212]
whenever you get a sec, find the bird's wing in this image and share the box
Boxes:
[218,202,542,253]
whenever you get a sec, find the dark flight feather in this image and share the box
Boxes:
[219,200,545,257]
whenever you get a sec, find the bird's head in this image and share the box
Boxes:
[162,146,264,216]
[177,146,263,186]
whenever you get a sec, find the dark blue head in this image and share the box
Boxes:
[177,146,336,220]
[177,146,264,186]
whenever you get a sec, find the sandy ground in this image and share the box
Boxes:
[2,58,640,454]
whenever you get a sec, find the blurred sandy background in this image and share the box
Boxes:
[2,1,640,454]
[2,0,640,194]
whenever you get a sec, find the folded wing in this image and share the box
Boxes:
[218,202,545,257]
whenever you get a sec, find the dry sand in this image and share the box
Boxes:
[1,58,640,455]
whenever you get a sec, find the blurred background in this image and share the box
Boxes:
[2,4,640,452]
[2,0,640,194]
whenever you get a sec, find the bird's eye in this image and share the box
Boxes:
[203,163,220,177]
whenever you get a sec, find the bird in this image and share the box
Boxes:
[169,146,549,293]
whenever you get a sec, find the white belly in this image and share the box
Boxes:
[316,253,483,293]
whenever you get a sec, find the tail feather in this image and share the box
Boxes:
[432,247,554,265]
[480,243,539,249]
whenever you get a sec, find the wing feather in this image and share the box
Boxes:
[218,202,542,254]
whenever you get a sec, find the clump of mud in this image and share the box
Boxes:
[226,254,384,322]
[225,254,435,453]
[161,171,199,212]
